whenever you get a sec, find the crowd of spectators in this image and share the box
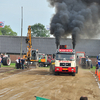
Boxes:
[15,57,25,69]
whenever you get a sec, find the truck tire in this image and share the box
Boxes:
[45,64,48,67]
[2,57,11,66]
[36,62,39,68]
[54,72,57,75]
[76,66,78,73]
[72,73,75,76]
[54,72,59,75]
[39,63,44,67]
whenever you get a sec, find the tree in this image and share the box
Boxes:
[31,23,50,37]
[0,25,17,36]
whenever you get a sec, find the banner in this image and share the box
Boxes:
[0,21,4,28]
[46,25,50,30]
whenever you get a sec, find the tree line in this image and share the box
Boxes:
[0,23,50,37]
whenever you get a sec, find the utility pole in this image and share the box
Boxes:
[20,6,23,58]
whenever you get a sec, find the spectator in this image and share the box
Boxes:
[1,53,3,64]
[15,58,19,69]
[80,96,88,100]
[0,55,1,68]
[96,61,98,69]
[21,58,25,69]
[18,57,21,69]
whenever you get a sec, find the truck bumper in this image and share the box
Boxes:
[55,67,76,73]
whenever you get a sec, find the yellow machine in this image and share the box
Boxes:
[23,26,39,68]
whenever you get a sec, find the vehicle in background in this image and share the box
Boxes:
[76,51,92,69]
[23,26,39,68]
[38,53,54,67]
[0,53,11,66]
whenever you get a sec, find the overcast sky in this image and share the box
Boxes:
[0,0,55,36]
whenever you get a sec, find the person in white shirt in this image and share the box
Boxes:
[0,56,1,68]
[15,58,19,69]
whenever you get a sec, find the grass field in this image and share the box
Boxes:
[1,63,15,68]
[1,63,50,69]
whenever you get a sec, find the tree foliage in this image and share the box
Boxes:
[31,23,50,37]
[0,25,17,36]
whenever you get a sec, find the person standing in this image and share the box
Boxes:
[18,57,21,69]
[80,96,88,100]
[0,55,2,68]
[21,58,25,69]
[1,53,3,64]
[15,58,19,69]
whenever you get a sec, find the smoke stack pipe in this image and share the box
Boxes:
[56,43,60,49]
[73,43,75,49]
[73,49,75,53]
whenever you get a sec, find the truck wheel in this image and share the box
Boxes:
[54,71,57,75]
[45,64,48,67]
[76,66,78,73]
[39,63,44,67]
[54,72,59,75]
[36,62,39,68]
[2,57,11,66]
[72,73,75,76]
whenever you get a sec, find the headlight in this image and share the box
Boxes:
[56,68,59,70]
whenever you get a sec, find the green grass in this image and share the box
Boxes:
[1,63,15,68]
[90,66,96,71]
[1,63,50,69]
[38,66,50,69]
[90,66,100,71]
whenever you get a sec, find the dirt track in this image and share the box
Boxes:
[0,67,100,100]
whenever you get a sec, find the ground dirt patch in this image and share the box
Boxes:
[0,67,100,100]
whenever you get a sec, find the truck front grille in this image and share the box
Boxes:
[60,63,71,67]
[66,63,71,66]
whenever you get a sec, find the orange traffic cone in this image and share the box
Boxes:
[98,72,100,81]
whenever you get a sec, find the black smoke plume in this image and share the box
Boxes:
[47,0,100,49]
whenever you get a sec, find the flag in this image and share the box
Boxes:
[0,21,4,28]
[46,25,50,30]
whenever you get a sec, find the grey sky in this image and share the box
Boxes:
[0,0,55,36]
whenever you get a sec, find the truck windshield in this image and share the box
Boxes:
[76,53,84,58]
[56,53,75,61]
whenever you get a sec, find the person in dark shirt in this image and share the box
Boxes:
[80,96,88,100]
[21,58,25,69]
[18,57,21,69]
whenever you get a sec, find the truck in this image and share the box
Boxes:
[38,53,54,67]
[23,26,39,68]
[38,53,48,67]
[50,45,78,76]
[76,51,92,69]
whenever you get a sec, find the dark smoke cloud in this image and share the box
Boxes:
[47,0,100,49]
